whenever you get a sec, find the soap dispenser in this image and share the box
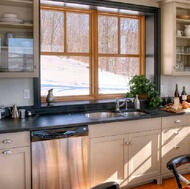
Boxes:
[134,94,140,109]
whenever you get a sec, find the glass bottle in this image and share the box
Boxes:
[181,86,187,101]
[134,94,140,109]
[174,84,179,97]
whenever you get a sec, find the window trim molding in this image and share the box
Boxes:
[34,0,160,107]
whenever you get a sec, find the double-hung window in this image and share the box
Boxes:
[40,3,145,102]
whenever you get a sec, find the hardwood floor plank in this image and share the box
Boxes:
[121,174,190,189]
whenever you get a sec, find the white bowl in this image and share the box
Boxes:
[3,14,17,19]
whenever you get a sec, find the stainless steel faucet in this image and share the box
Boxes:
[115,98,134,112]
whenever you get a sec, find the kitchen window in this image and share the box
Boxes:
[40,2,145,103]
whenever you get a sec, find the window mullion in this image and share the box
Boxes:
[139,16,145,74]
[64,11,67,53]
[93,11,99,99]
[118,16,120,55]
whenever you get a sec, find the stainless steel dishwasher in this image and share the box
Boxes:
[31,125,89,189]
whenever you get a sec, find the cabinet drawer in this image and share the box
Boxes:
[0,132,30,149]
[162,137,190,174]
[89,118,161,138]
[162,126,190,141]
[162,115,190,129]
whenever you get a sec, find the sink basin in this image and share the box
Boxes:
[85,111,122,119]
[121,111,147,116]
[84,110,148,119]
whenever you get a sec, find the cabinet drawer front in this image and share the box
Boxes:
[162,137,190,174]
[89,118,161,138]
[0,132,30,149]
[162,115,190,129]
[162,126,190,141]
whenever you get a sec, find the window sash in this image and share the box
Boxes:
[40,6,145,102]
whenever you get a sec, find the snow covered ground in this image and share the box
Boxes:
[41,56,130,96]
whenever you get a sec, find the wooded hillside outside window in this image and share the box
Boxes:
[40,5,145,102]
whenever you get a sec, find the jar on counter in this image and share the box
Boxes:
[0,106,6,119]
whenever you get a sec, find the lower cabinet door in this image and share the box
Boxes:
[0,147,31,189]
[127,130,160,184]
[89,135,127,188]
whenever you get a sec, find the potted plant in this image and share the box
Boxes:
[125,75,162,109]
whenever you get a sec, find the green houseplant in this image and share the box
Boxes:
[125,75,162,109]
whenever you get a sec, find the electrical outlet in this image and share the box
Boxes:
[24,89,30,99]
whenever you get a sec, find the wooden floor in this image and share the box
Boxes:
[128,174,190,189]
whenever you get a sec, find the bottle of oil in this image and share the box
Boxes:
[134,94,140,109]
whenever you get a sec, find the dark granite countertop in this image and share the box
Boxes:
[0,108,187,134]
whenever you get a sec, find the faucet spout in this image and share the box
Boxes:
[115,98,134,112]
[115,98,120,112]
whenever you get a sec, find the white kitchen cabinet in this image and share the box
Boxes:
[89,118,161,188]
[0,0,39,78]
[161,115,190,177]
[0,131,31,189]
[89,135,126,186]
[127,130,160,185]
[159,0,190,75]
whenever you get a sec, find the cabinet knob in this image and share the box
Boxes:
[34,65,38,69]
[125,141,133,145]
[125,142,130,146]
[2,150,13,154]
[174,131,179,135]
[175,120,181,123]
[174,146,180,149]
[3,139,13,144]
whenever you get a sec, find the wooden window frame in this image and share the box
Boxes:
[40,5,145,103]
[96,12,145,100]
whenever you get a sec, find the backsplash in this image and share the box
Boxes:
[0,78,33,107]
[0,76,190,107]
[161,75,190,97]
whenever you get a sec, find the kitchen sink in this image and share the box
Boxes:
[84,110,148,119]
[85,111,123,119]
[121,111,147,116]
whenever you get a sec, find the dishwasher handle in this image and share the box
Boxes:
[31,125,88,141]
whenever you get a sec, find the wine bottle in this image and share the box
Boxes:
[174,84,179,97]
[181,86,187,101]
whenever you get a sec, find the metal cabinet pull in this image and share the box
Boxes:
[174,146,180,149]
[125,142,130,146]
[3,139,13,144]
[174,131,179,135]
[129,141,133,145]
[175,120,181,123]
[3,150,13,154]
[125,141,133,145]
